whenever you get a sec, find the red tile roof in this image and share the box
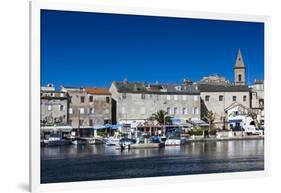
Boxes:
[85,87,111,95]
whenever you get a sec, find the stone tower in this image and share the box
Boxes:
[234,49,246,85]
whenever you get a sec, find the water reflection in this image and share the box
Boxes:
[41,140,264,161]
[41,140,264,183]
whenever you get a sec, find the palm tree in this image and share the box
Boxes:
[150,110,172,135]
[151,110,172,125]
[203,110,216,137]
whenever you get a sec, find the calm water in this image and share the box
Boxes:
[41,140,264,183]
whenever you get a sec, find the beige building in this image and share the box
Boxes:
[109,81,201,126]
[250,80,264,127]
[61,86,112,129]
[40,84,69,126]
[196,49,250,129]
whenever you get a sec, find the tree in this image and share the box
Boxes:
[203,110,216,137]
[151,110,172,125]
[247,109,260,129]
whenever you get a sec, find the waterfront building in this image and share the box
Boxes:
[195,49,250,129]
[40,84,69,126]
[109,80,201,127]
[61,86,112,129]
[250,80,264,127]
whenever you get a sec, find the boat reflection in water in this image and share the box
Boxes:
[41,139,264,183]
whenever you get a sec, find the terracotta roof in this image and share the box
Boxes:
[85,87,111,95]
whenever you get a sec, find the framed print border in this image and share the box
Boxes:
[30,0,271,192]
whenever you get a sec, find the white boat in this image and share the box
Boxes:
[165,136,186,146]
[105,137,120,146]
[44,134,72,146]
[72,137,104,145]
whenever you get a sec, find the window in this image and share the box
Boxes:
[122,93,126,99]
[47,105,52,111]
[238,74,242,81]
[205,95,210,102]
[174,95,178,100]
[79,119,84,126]
[69,108,73,114]
[89,96,93,102]
[167,107,170,114]
[195,108,199,115]
[243,96,247,102]
[174,107,178,115]
[60,93,64,97]
[141,94,145,100]
[106,96,110,103]
[69,120,72,126]
[89,119,93,126]
[105,109,109,114]
[167,95,171,100]
[59,105,64,111]
[80,108,85,114]
[194,95,199,101]
[182,95,187,100]
[233,96,237,102]
[80,96,85,103]
[193,107,199,115]
[182,107,187,115]
[219,95,224,101]
[89,108,94,114]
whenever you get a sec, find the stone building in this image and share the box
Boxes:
[61,86,112,129]
[250,80,264,127]
[109,80,201,126]
[196,49,250,129]
[40,84,69,126]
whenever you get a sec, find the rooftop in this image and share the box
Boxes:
[196,84,249,92]
[112,81,200,95]
[85,87,111,95]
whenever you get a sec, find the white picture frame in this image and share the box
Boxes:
[30,0,270,192]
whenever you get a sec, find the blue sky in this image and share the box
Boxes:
[41,10,264,88]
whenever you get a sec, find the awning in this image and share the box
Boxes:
[190,120,209,127]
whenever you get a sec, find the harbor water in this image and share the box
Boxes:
[41,139,264,183]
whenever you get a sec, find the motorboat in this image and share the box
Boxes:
[165,132,186,146]
[118,137,136,150]
[72,136,104,145]
[104,136,120,146]
[44,134,72,146]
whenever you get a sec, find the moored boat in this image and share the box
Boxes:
[44,134,72,146]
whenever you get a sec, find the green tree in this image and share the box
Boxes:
[151,110,172,125]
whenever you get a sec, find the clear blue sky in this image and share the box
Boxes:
[41,10,264,88]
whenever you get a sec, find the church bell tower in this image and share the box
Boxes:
[234,49,246,85]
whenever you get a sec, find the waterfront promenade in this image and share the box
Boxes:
[41,139,264,183]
